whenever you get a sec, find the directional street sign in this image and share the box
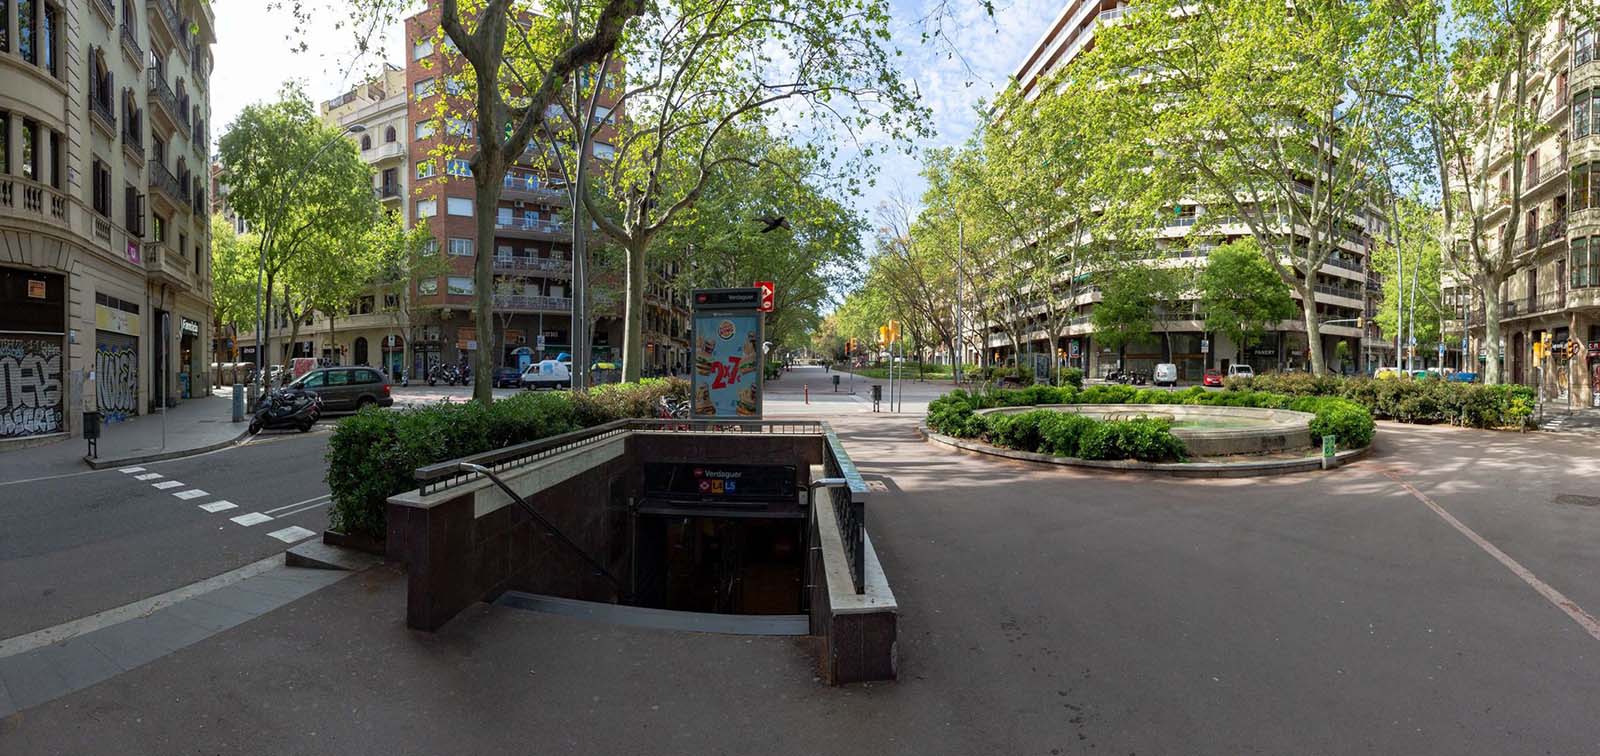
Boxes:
[755,280,775,313]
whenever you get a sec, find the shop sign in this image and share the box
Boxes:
[180,318,201,337]
[125,241,141,265]
[95,305,141,337]
[26,280,47,299]
[1589,341,1600,354]
[1248,346,1276,357]
[456,327,476,350]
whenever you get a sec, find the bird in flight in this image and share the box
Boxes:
[756,215,791,233]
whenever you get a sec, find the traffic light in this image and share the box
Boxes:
[878,325,889,347]
[1356,316,1364,329]
[888,320,901,344]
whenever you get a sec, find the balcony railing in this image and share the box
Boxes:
[1325,256,1363,273]
[148,0,184,48]
[378,184,401,199]
[493,255,572,275]
[148,161,187,207]
[147,68,181,130]
[1525,153,1566,189]
[89,94,116,134]
[495,217,569,236]
[0,177,69,227]
[122,126,145,161]
[502,171,567,201]
[494,294,573,312]
[119,23,142,62]
[1313,283,1364,301]
[1504,291,1564,318]
[94,0,114,21]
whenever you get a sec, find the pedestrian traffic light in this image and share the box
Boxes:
[888,320,901,343]
[878,326,889,347]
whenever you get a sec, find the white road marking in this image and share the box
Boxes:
[264,493,331,515]
[198,500,238,513]
[152,480,185,490]
[134,473,164,481]
[173,489,209,500]
[1386,471,1600,643]
[271,500,332,519]
[117,467,146,474]
[230,512,273,527]
[266,525,317,543]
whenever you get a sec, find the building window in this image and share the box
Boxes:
[152,213,166,242]
[447,237,473,256]
[418,278,438,295]
[20,118,38,181]
[592,142,616,160]
[446,158,472,177]
[416,160,436,179]
[360,134,372,150]
[415,120,435,141]
[384,125,396,143]
[447,276,474,295]
[416,198,437,218]
[1573,237,1589,288]
[41,2,56,77]
[412,37,433,60]
[446,196,473,216]
[445,118,472,137]
[18,0,34,64]
[420,237,438,255]
[497,207,512,225]
[0,0,8,53]
[1578,89,1593,140]
[91,158,111,216]
[445,77,465,95]
[413,78,435,100]
[0,112,7,172]
[124,184,144,234]
[383,293,398,310]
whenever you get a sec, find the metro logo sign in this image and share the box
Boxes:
[755,281,775,312]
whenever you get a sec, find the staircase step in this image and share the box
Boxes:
[495,592,810,636]
[285,540,383,572]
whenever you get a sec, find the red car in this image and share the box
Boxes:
[1202,369,1224,387]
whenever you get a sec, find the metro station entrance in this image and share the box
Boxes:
[631,462,808,615]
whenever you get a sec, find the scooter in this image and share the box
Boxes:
[248,388,322,434]
[427,364,461,386]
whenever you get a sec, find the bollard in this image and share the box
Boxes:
[233,383,246,422]
[1320,434,1336,470]
[804,384,810,404]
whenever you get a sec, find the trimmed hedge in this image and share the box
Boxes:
[1227,373,1535,429]
[925,384,1376,452]
[326,378,688,539]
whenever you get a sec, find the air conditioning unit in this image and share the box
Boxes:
[513,200,526,209]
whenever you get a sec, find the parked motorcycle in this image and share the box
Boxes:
[248,388,322,434]
[427,364,462,386]
[1106,368,1128,384]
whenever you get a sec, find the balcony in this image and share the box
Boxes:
[92,0,114,24]
[191,48,207,91]
[146,0,183,51]
[492,255,572,276]
[89,93,117,137]
[119,23,143,65]
[1523,154,1566,193]
[502,171,568,204]
[494,217,569,240]
[0,177,70,230]
[1503,291,1565,319]
[144,241,192,288]
[1312,282,1364,304]
[377,183,402,201]
[122,126,145,165]
[147,69,183,134]
[148,161,188,211]
[493,294,573,313]
[1511,216,1567,256]
[1324,256,1363,273]
[368,141,406,163]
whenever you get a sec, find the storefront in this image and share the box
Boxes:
[94,294,142,423]
[0,267,67,440]
[151,309,171,411]
[381,334,406,378]
[179,317,201,399]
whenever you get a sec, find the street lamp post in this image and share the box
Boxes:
[251,123,366,402]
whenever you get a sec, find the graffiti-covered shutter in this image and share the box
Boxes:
[96,331,139,422]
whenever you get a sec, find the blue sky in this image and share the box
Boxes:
[210,0,1063,241]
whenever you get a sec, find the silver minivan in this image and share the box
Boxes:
[1153,363,1179,387]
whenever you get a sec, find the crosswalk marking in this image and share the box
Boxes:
[117,467,146,474]
[173,489,209,500]
[198,501,237,513]
[266,525,317,544]
[134,473,163,481]
[152,480,185,490]
[230,512,273,527]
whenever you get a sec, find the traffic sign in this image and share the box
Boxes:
[1200,339,1209,354]
[755,280,775,312]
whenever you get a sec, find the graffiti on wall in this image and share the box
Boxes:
[96,342,139,423]
[0,337,64,437]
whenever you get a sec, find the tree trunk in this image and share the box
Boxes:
[471,153,505,405]
[1299,285,1326,375]
[1481,276,1504,384]
[263,272,275,385]
[621,240,646,382]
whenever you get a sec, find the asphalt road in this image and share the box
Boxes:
[0,428,335,639]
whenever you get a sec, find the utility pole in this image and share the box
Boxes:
[954,217,964,385]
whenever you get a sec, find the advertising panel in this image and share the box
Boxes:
[690,289,764,419]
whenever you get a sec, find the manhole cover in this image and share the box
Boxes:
[1554,494,1600,507]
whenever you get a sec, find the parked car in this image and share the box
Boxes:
[1226,364,1255,378]
[1374,367,1405,380]
[1202,369,1224,387]
[521,359,573,390]
[287,367,394,412]
[1446,371,1479,383]
[492,366,523,388]
[1153,363,1179,387]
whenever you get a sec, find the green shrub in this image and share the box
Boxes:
[1036,412,1099,457]
[1302,397,1375,449]
[1077,418,1187,462]
[985,410,1055,451]
[927,391,988,437]
[1077,384,1139,404]
[326,379,688,540]
[1057,368,1085,389]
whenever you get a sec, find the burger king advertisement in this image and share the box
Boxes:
[690,288,766,419]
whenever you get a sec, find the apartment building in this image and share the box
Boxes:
[1448,16,1599,408]
[993,0,1385,380]
[1,0,215,443]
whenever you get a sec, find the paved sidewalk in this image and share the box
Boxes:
[0,393,246,479]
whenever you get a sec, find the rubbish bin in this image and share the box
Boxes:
[832,374,841,391]
[871,384,882,402]
[232,383,246,423]
[83,411,101,459]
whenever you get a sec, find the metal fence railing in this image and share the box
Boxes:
[823,424,870,594]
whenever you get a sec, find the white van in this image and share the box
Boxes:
[1153,363,1179,387]
[1227,364,1255,378]
[520,359,572,390]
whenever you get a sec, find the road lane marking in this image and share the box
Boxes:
[230,512,273,527]
[198,500,238,513]
[152,480,185,490]
[264,493,331,515]
[272,500,331,519]
[173,489,209,500]
[1385,471,1600,642]
[267,525,317,543]
[134,473,164,481]
[117,467,145,473]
